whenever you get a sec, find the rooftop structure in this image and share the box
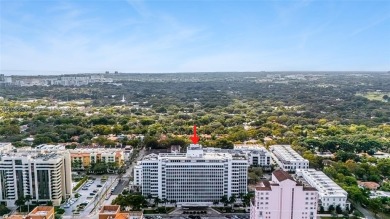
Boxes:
[27,206,55,219]
[296,169,350,211]
[204,145,272,167]
[98,205,143,219]
[269,145,309,172]
[0,143,13,153]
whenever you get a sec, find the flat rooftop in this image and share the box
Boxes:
[270,145,308,162]
[296,169,347,197]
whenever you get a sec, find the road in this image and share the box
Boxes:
[350,200,381,219]
[62,148,146,219]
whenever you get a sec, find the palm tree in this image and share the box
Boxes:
[229,194,236,208]
[154,197,161,207]
[25,195,32,212]
[162,198,168,212]
[146,194,153,205]
[239,193,244,205]
[14,197,25,212]
[220,195,229,207]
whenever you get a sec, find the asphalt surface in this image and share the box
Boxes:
[351,201,380,219]
[63,148,146,219]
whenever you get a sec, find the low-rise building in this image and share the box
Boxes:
[99,205,143,219]
[234,144,272,167]
[69,148,125,168]
[204,145,271,167]
[296,169,350,211]
[269,145,309,172]
[27,206,55,219]
[358,181,380,190]
[250,169,318,219]
[4,206,54,219]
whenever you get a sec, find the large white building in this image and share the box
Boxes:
[269,145,309,172]
[134,144,248,204]
[204,145,272,167]
[0,150,72,207]
[234,145,272,167]
[296,169,350,211]
[250,169,318,219]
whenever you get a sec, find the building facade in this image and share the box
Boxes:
[234,145,272,167]
[0,151,72,207]
[250,169,318,219]
[69,148,124,169]
[269,145,309,172]
[296,169,350,211]
[134,144,248,204]
[204,145,272,167]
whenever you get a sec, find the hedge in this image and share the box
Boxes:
[72,176,88,191]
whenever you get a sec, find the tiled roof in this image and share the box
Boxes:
[273,169,294,182]
[255,180,272,191]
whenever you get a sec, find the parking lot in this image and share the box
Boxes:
[61,175,118,217]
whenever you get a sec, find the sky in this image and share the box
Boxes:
[0,0,389,75]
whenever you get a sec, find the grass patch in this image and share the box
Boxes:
[143,207,175,214]
[356,92,390,102]
[72,176,88,191]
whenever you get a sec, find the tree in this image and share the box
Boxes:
[319,205,325,213]
[368,198,382,216]
[154,197,161,207]
[335,205,343,214]
[146,194,153,205]
[162,198,168,211]
[229,194,237,208]
[242,193,254,207]
[0,205,11,215]
[25,195,32,212]
[328,204,335,213]
[15,197,25,212]
[220,195,229,207]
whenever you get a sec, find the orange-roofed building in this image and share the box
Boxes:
[358,181,381,190]
[27,206,54,219]
[98,205,143,219]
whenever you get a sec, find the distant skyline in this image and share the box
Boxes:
[1,0,389,75]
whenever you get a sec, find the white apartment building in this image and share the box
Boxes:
[0,150,72,207]
[269,145,309,172]
[234,144,272,167]
[296,169,350,211]
[204,145,271,167]
[250,169,318,219]
[134,144,248,204]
